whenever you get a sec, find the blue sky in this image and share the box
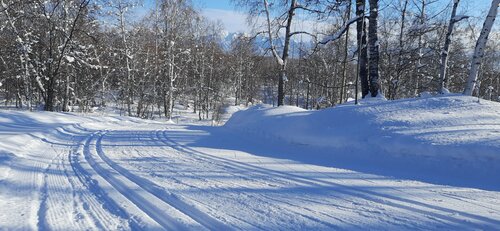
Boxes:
[193,0,235,11]
[138,0,496,33]
[193,0,248,33]
[139,0,248,32]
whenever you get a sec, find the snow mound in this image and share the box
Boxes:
[223,105,246,115]
[225,95,500,189]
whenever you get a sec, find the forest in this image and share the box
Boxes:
[0,0,498,121]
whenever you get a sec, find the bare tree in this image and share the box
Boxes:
[236,0,320,106]
[104,0,140,115]
[356,0,369,99]
[368,0,380,97]
[339,1,351,103]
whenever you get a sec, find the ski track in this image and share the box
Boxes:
[2,119,500,230]
[95,128,490,228]
[96,132,229,230]
[112,131,290,230]
[41,125,133,230]
[82,132,196,230]
[125,130,337,230]
[149,131,349,229]
[105,128,497,229]
[153,130,424,229]
[156,128,500,229]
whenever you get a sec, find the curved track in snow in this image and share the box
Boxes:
[94,132,229,230]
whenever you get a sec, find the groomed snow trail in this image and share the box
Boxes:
[1,111,500,230]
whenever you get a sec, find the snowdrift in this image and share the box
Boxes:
[225,95,500,190]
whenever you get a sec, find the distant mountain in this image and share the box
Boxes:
[219,32,313,57]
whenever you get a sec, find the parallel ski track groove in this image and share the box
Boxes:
[64,126,114,230]
[151,130,348,229]
[97,132,230,230]
[70,133,142,230]
[83,132,188,230]
[159,130,498,229]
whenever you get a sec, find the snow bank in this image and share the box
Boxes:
[225,95,500,189]
[223,105,246,115]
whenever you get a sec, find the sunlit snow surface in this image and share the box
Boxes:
[0,95,499,230]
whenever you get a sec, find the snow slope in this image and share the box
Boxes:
[0,95,499,230]
[225,95,500,190]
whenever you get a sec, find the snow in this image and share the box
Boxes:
[440,87,451,94]
[1,95,500,230]
[419,91,433,98]
[65,55,75,63]
[224,105,246,115]
[226,95,500,190]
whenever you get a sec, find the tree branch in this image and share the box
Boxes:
[319,15,361,45]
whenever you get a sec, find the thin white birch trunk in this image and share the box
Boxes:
[464,0,499,96]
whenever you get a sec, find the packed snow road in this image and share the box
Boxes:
[1,111,500,230]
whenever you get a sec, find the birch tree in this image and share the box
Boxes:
[438,0,469,94]
[464,0,499,96]
[159,0,196,121]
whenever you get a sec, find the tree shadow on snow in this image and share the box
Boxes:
[173,125,500,192]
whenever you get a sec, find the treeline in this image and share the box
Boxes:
[0,0,266,121]
[0,0,498,120]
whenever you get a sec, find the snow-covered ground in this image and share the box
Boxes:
[0,95,499,230]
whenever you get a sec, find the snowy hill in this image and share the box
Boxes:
[225,95,500,190]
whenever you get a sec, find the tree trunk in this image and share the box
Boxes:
[277,0,297,106]
[45,73,56,111]
[356,0,369,99]
[263,0,294,106]
[63,71,70,112]
[119,7,133,116]
[16,80,23,108]
[167,52,175,122]
[278,69,286,106]
[392,0,408,100]
[163,90,168,118]
[368,0,380,97]
[464,0,499,96]
[340,1,351,103]
[277,0,296,107]
[438,0,460,94]
[414,0,425,96]
[125,56,132,116]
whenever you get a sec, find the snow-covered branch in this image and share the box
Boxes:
[320,16,361,45]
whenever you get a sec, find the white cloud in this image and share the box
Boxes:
[201,8,249,33]
[200,8,328,42]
